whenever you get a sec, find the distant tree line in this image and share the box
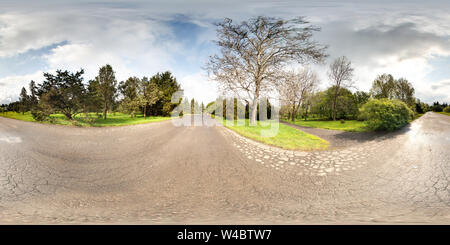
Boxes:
[205,97,273,121]
[5,65,182,121]
[427,101,449,113]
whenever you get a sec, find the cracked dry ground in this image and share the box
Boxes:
[0,112,448,224]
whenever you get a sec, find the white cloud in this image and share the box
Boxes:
[0,71,44,104]
[44,43,133,82]
[419,79,450,103]
[312,21,450,103]
[0,8,184,88]
[178,72,218,104]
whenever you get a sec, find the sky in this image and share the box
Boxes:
[0,0,450,104]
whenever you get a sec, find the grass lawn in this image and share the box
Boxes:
[0,111,170,127]
[224,119,329,151]
[284,119,369,132]
[437,111,450,116]
[0,111,35,122]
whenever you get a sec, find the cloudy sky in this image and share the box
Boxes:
[1,0,450,104]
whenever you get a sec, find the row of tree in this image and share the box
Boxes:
[9,65,181,121]
[276,54,419,122]
[204,16,448,123]
[428,101,449,112]
[280,69,448,122]
[3,16,449,123]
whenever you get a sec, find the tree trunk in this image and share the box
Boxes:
[332,87,339,121]
[103,106,107,120]
[291,105,296,122]
[305,105,308,121]
[250,99,258,125]
[144,104,147,118]
[250,79,261,125]
[332,99,337,121]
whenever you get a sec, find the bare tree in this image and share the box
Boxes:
[206,16,327,125]
[328,56,354,121]
[278,67,319,122]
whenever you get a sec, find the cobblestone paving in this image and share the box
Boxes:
[223,128,382,176]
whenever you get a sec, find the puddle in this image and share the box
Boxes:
[0,136,22,143]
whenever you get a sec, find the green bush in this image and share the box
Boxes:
[359,99,413,131]
[31,110,50,122]
[444,106,450,113]
[82,115,97,125]
[71,120,83,127]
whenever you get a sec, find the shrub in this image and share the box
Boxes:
[444,106,450,113]
[71,120,83,127]
[359,99,413,131]
[31,110,50,122]
[340,119,345,124]
[82,115,97,125]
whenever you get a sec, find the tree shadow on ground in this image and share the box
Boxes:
[282,121,413,148]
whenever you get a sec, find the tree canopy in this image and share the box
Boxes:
[95,64,118,119]
[370,74,415,107]
[36,69,86,120]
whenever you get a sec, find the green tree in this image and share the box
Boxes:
[394,78,415,107]
[37,69,86,120]
[430,101,448,112]
[370,74,396,99]
[119,77,141,117]
[310,86,358,120]
[415,99,429,114]
[0,104,7,115]
[29,80,38,111]
[0,104,7,114]
[181,97,191,116]
[19,87,30,114]
[353,91,370,108]
[190,98,195,115]
[140,77,162,117]
[148,71,181,116]
[370,74,416,108]
[95,64,117,120]
[85,79,103,115]
[31,94,53,122]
